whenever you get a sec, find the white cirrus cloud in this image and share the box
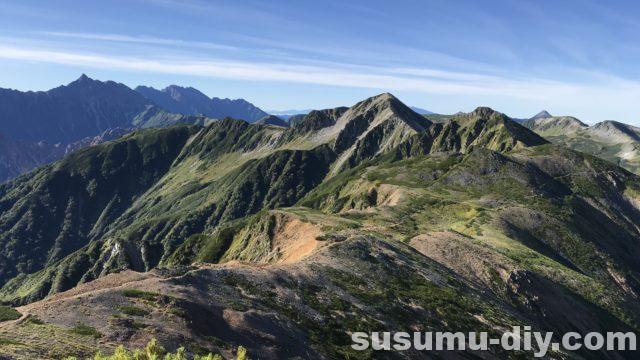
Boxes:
[1,42,640,121]
[40,31,239,51]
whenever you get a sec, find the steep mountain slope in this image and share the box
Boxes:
[523,112,640,174]
[0,126,198,296]
[0,94,639,359]
[136,85,268,122]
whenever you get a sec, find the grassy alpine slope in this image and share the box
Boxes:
[0,93,639,359]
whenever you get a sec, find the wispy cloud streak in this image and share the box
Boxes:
[42,31,238,51]
[0,43,610,98]
[2,41,640,123]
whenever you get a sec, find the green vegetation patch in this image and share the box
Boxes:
[78,338,240,360]
[121,289,160,302]
[0,336,25,346]
[69,323,102,339]
[0,305,21,321]
[118,305,150,317]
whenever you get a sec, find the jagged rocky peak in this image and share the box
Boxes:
[368,91,396,103]
[163,85,209,100]
[341,92,431,131]
[444,106,549,151]
[453,106,507,123]
[352,92,404,113]
[531,110,553,120]
[455,106,539,129]
[65,74,106,89]
[135,85,268,122]
[136,84,210,103]
[61,74,145,101]
[470,106,504,119]
[65,74,128,91]
[291,93,429,141]
[74,73,92,83]
[325,93,434,172]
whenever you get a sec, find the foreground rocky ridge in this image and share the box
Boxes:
[0,94,638,359]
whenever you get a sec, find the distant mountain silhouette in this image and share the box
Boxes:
[0,75,210,181]
[0,74,156,144]
[136,85,267,122]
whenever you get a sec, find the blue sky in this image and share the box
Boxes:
[1,0,640,122]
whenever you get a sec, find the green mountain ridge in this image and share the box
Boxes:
[0,94,639,359]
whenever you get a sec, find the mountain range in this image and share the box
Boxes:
[135,85,268,122]
[0,91,639,359]
[0,75,269,182]
[522,111,640,174]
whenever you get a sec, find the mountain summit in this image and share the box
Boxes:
[531,110,552,119]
